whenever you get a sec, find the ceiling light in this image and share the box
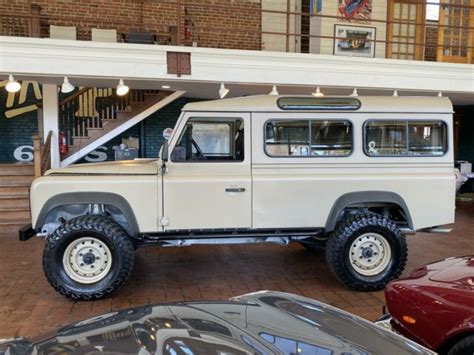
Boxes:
[116,79,129,96]
[350,88,359,97]
[61,77,74,93]
[269,85,279,96]
[438,91,443,97]
[392,90,399,97]
[218,83,229,99]
[5,75,21,93]
[312,86,324,97]
[161,85,171,89]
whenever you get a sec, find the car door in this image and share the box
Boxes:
[162,112,251,231]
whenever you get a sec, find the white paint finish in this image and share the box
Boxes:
[30,174,160,232]
[183,95,453,113]
[1,37,472,100]
[29,94,456,234]
[59,90,185,167]
[251,165,455,230]
[42,84,60,168]
[251,110,454,164]
[163,112,252,230]
[250,110,455,231]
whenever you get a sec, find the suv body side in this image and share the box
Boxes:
[30,97,455,236]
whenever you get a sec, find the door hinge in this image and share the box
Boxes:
[159,216,170,226]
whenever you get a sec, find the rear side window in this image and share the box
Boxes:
[265,120,352,157]
[365,120,447,156]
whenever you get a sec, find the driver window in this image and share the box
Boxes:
[171,117,244,162]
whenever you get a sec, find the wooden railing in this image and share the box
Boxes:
[32,130,52,177]
[0,1,472,63]
[59,88,161,147]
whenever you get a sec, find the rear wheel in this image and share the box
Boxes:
[43,215,135,300]
[325,212,407,291]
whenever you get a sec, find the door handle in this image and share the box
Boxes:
[225,187,246,193]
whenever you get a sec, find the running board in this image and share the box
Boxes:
[400,227,453,234]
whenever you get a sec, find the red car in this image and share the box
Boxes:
[376,256,474,355]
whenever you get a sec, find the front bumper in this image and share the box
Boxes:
[18,224,36,241]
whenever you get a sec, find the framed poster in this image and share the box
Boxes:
[334,24,376,58]
[338,0,372,22]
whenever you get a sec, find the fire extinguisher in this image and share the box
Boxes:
[59,131,68,155]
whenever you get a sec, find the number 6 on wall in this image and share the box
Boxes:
[13,145,34,162]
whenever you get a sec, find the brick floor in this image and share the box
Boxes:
[0,203,472,339]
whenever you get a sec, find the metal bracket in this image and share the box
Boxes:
[159,216,170,226]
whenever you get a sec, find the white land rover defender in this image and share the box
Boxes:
[20,95,455,300]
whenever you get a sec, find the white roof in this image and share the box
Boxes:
[183,95,453,113]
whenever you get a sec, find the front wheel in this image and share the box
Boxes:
[325,212,407,291]
[43,215,135,300]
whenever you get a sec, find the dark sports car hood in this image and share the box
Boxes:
[1,291,432,355]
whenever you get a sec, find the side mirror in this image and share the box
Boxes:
[161,141,169,162]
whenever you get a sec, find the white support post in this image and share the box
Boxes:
[42,84,60,169]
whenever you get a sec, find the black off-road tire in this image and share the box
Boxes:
[325,212,407,291]
[447,335,474,355]
[43,215,135,300]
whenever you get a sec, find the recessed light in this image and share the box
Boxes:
[162,85,171,89]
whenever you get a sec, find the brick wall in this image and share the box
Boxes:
[0,0,261,50]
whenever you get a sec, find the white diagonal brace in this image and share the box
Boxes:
[60,90,185,167]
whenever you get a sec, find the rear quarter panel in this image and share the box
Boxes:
[251,112,455,230]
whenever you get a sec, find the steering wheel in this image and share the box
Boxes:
[190,137,207,160]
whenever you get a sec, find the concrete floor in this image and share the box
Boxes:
[0,203,472,339]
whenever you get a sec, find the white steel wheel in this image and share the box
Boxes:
[62,237,112,284]
[349,233,392,276]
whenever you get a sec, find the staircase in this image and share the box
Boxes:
[0,164,34,234]
[59,88,184,167]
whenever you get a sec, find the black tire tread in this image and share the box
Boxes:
[43,215,134,300]
[325,211,407,291]
[447,335,474,355]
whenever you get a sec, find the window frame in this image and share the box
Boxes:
[363,119,449,158]
[263,118,354,158]
[277,97,361,111]
[170,116,245,163]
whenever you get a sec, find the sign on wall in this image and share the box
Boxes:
[334,24,376,58]
[0,80,42,119]
[338,0,372,22]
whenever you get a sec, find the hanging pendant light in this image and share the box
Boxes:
[218,83,229,99]
[350,88,359,97]
[269,85,279,96]
[312,86,324,97]
[61,77,75,93]
[116,79,129,96]
[5,75,21,93]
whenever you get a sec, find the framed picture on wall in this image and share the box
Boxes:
[334,24,376,58]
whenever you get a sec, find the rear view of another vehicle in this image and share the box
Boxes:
[379,256,474,355]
